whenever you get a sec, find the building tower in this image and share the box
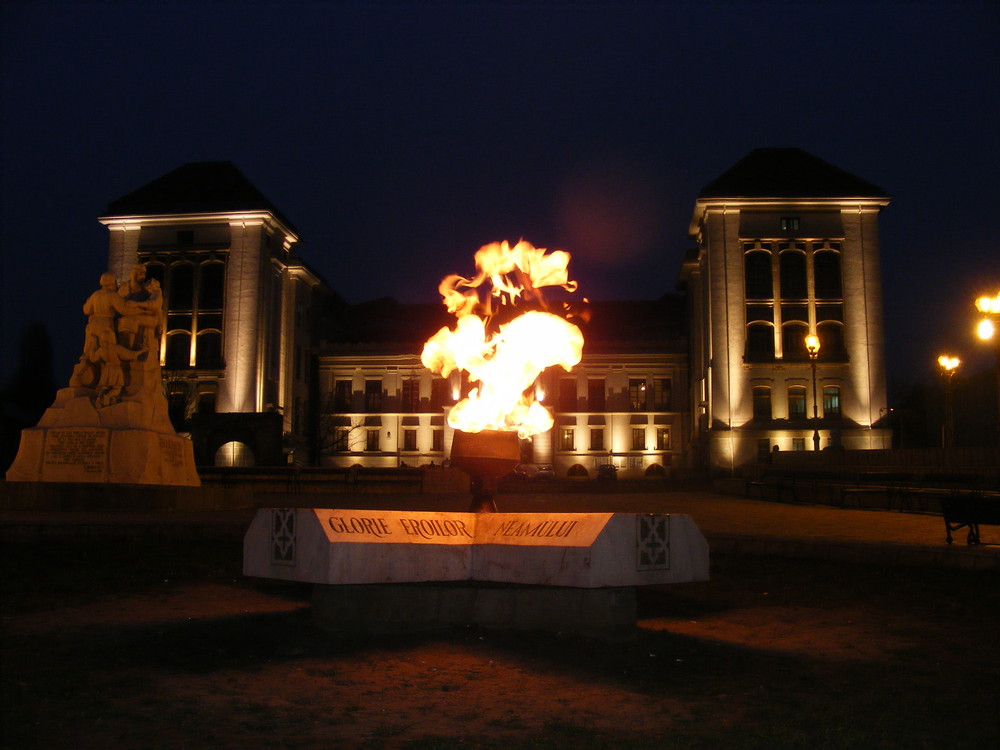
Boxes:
[682,148,892,471]
[99,162,329,466]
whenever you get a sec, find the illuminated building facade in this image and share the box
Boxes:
[98,149,890,473]
[681,148,891,470]
[100,162,329,465]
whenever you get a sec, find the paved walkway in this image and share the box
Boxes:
[1,490,996,570]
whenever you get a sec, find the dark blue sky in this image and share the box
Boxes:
[2,1,998,392]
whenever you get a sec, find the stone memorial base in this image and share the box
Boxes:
[6,425,200,486]
[244,508,710,635]
[5,387,200,487]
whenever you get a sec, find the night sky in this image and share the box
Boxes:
[2,1,998,395]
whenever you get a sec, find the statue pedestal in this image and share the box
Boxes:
[6,388,200,487]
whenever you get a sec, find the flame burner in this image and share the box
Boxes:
[449,430,520,512]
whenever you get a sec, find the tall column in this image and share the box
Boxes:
[218,221,264,413]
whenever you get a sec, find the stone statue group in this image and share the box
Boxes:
[71,264,165,408]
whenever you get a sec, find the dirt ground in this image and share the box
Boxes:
[2,536,998,749]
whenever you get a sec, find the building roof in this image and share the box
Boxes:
[698,148,888,200]
[103,161,300,235]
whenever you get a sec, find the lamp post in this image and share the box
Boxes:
[976,292,1000,443]
[805,333,821,451]
[937,355,960,448]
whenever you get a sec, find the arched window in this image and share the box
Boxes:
[817,322,847,361]
[744,250,773,299]
[779,250,807,300]
[168,263,194,310]
[752,386,772,420]
[814,250,842,299]
[746,323,775,362]
[164,331,191,369]
[822,386,842,417]
[781,322,809,361]
[787,386,807,420]
[215,441,255,467]
[195,330,223,369]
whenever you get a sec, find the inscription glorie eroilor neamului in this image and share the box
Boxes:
[325,513,581,541]
[5,264,200,486]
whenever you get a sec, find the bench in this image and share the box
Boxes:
[939,493,1000,545]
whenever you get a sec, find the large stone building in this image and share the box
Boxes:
[99,149,891,474]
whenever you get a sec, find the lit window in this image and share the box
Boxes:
[628,379,647,411]
[780,217,800,231]
[788,386,806,419]
[823,386,841,417]
[631,428,645,451]
[656,428,670,451]
[559,428,575,451]
[590,428,604,451]
[752,387,772,420]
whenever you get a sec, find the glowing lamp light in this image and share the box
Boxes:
[805,334,821,356]
[975,293,1000,315]
[979,318,996,341]
[937,355,961,372]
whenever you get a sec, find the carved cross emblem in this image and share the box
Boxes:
[636,514,670,570]
[272,508,296,565]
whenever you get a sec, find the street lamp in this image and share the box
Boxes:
[975,292,1000,443]
[805,333,821,451]
[937,355,960,448]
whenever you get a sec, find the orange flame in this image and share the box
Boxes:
[421,240,584,438]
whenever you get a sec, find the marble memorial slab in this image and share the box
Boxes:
[244,509,709,588]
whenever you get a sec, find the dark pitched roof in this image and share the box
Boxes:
[103,161,299,234]
[698,148,888,200]
[581,295,686,354]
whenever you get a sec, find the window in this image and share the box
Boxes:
[780,217,800,232]
[744,250,773,300]
[652,378,671,410]
[590,428,604,451]
[431,429,443,452]
[746,323,775,362]
[197,391,216,415]
[588,379,606,410]
[195,331,222,369]
[823,386,841,417]
[631,428,646,451]
[752,387,772,420]
[628,379,647,411]
[430,378,450,409]
[402,378,420,412]
[165,332,191,369]
[792,438,806,451]
[333,380,352,411]
[168,263,194,309]
[788,386,807,419]
[403,429,417,452]
[364,380,382,412]
[333,428,349,452]
[199,262,225,309]
[814,250,842,299]
[559,379,577,412]
[656,428,670,451]
[779,250,807,299]
[366,429,380,452]
[559,428,575,451]
[782,323,809,361]
[817,322,847,361]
